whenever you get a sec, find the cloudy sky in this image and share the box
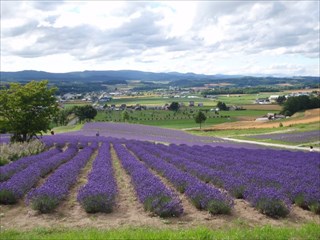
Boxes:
[1,1,319,76]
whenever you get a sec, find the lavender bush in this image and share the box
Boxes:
[27,146,95,213]
[0,146,77,204]
[244,187,290,218]
[0,148,61,182]
[77,142,117,213]
[114,143,183,217]
[248,130,320,143]
[63,122,259,149]
[170,144,320,216]
[126,141,233,215]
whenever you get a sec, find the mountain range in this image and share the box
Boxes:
[0,70,243,82]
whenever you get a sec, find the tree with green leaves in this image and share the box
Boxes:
[0,80,58,142]
[53,109,70,126]
[72,105,97,123]
[168,102,180,112]
[281,95,320,116]
[216,101,228,111]
[121,111,130,122]
[276,96,287,105]
[194,111,207,129]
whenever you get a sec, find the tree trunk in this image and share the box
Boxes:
[22,133,27,142]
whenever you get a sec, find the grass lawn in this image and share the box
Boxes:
[2,223,319,240]
[52,124,84,133]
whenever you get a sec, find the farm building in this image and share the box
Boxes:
[255,98,270,104]
[269,95,279,103]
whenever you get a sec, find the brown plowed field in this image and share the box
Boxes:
[204,108,320,130]
[241,104,282,111]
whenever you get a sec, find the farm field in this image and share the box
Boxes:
[203,108,320,131]
[189,110,320,148]
[60,122,261,148]
[1,130,319,234]
[245,130,320,144]
[94,108,271,129]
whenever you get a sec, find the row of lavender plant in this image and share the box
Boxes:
[162,144,290,217]
[26,143,98,213]
[172,144,319,216]
[0,148,62,182]
[125,141,233,215]
[77,142,118,213]
[113,143,183,217]
[248,130,320,143]
[0,146,78,204]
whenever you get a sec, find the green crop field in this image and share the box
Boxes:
[94,108,270,129]
[108,96,217,106]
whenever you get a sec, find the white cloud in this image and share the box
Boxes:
[1,1,319,76]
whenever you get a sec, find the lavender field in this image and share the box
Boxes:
[248,130,320,144]
[0,134,10,145]
[63,122,261,149]
[1,132,319,229]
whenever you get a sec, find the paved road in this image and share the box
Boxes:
[221,137,320,152]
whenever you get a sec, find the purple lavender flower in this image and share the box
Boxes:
[114,143,183,217]
[0,146,77,204]
[77,142,117,213]
[126,141,233,214]
[27,146,94,213]
[0,148,61,182]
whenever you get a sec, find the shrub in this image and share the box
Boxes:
[79,194,114,213]
[245,187,291,218]
[144,195,181,217]
[207,200,232,214]
[30,195,59,213]
[230,186,245,199]
[294,194,309,209]
[0,158,9,166]
[256,199,289,218]
[0,140,46,165]
[0,189,16,204]
[309,202,320,215]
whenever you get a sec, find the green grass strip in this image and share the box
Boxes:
[2,223,319,240]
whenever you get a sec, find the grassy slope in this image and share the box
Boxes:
[51,124,84,133]
[2,223,319,240]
